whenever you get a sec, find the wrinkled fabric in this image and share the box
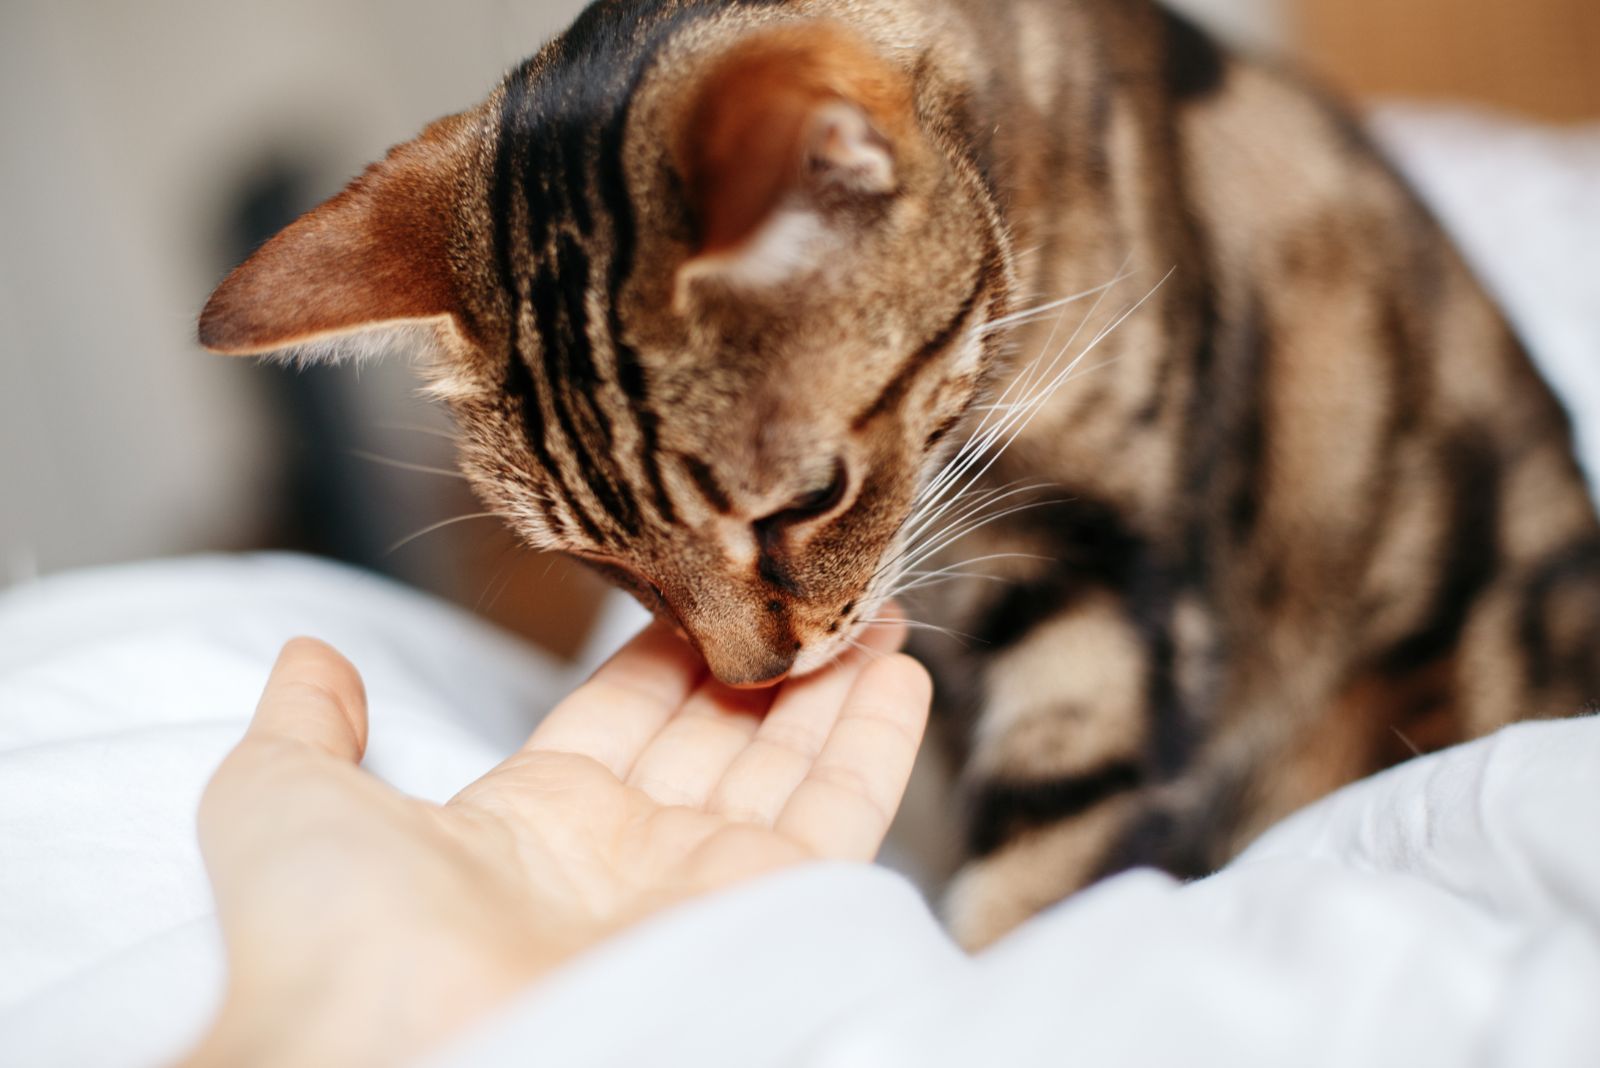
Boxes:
[1,555,1597,1068]
[422,717,1600,1068]
[0,554,590,1066]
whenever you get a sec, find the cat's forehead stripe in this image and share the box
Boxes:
[488,24,702,548]
[490,73,612,546]
[852,265,989,431]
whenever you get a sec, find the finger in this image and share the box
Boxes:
[624,679,769,808]
[774,652,931,862]
[706,616,906,825]
[239,637,369,764]
[524,621,707,778]
[200,638,372,851]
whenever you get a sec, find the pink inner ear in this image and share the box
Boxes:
[198,114,470,356]
[678,21,912,258]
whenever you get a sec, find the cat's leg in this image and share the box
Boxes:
[937,588,1204,950]
[1459,540,1600,733]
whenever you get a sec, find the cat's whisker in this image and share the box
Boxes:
[967,258,1135,436]
[910,405,1053,529]
[890,573,1009,597]
[475,538,531,613]
[880,485,1026,579]
[349,449,467,481]
[928,269,1173,513]
[371,421,459,442]
[889,551,1051,589]
[867,264,1169,771]
[909,314,1087,524]
[974,272,1132,338]
[387,511,507,554]
[889,482,1056,576]
[840,635,890,662]
[896,498,1068,576]
[884,496,1063,594]
[972,264,1131,446]
[897,476,1030,554]
[889,569,1015,598]
[904,343,1087,541]
[859,617,980,644]
[985,265,1119,417]
[896,478,1053,557]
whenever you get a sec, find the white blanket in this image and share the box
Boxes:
[1,553,1598,1067]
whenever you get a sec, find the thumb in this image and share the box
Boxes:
[198,638,371,860]
[241,637,370,764]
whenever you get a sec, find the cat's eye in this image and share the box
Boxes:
[757,458,850,530]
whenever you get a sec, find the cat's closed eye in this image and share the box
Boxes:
[758,458,850,529]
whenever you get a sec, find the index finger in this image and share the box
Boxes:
[775,652,932,862]
[523,621,708,778]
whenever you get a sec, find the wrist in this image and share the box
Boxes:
[181,928,558,1068]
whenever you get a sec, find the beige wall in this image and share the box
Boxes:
[1301,0,1600,121]
[0,0,591,581]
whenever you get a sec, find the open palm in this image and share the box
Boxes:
[188,620,930,1068]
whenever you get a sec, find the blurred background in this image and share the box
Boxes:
[2,0,1596,662]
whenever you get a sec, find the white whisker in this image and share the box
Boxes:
[883,482,1056,579]
[886,552,1051,597]
[896,498,1066,576]
[860,617,980,644]
[387,512,506,554]
[349,449,466,480]
[975,272,1131,338]
[841,636,890,662]
[371,421,459,442]
[875,266,1174,629]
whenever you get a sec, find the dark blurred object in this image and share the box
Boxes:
[1300,0,1600,122]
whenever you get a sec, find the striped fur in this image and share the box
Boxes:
[200,0,1600,949]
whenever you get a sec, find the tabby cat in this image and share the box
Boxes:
[200,0,1600,948]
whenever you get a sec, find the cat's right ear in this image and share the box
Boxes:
[199,113,473,360]
[673,22,917,308]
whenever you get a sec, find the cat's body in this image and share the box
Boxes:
[201,0,1600,948]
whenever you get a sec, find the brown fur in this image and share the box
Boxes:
[201,0,1600,949]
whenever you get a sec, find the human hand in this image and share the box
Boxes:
[181,619,931,1068]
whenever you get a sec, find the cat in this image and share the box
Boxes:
[199,0,1600,949]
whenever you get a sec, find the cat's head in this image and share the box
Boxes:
[201,17,1010,686]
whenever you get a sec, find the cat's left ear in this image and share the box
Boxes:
[199,112,474,359]
[673,22,917,308]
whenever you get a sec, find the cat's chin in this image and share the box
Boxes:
[789,641,846,680]
[788,623,871,680]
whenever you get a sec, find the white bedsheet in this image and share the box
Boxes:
[0,554,595,1064]
[432,716,1600,1068]
[1,553,1598,1067]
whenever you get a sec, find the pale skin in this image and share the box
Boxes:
[182,616,931,1068]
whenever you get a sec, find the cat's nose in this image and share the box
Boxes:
[705,647,795,690]
[659,581,799,688]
